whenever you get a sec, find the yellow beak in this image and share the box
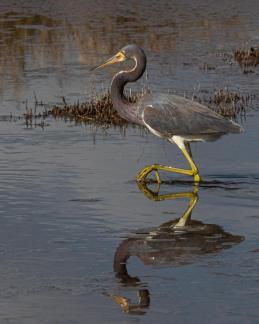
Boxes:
[91,51,126,71]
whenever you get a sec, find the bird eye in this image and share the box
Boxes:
[121,50,127,57]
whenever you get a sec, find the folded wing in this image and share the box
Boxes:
[141,94,243,138]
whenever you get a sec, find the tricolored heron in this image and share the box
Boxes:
[93,44,244,183]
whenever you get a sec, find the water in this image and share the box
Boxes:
[0,1,259,323]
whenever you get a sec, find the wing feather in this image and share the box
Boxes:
[141,94,243,138]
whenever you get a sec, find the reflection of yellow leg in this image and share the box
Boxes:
[174,190,198,227]
[137,181,199,201]
[136,147,201,183]
[137,181,199,227]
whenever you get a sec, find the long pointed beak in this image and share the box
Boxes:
[91,51,126,71]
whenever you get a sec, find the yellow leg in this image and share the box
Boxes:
[136,147,201,183]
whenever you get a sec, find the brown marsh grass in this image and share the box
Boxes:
[207,88,253,119]
[24,87,254,129]
[234,47,259,73]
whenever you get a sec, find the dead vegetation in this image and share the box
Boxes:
[234,47,259,73]
[50,92,132,127]
[205,88,253,119]
[24,90,146,129]
[24,87,254,128]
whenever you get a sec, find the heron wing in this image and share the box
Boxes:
[141,94,243,138]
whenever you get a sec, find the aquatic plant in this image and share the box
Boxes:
[191,88,253,120]
[208,88,253,119]
[24,88,254,128]
[50,92,129,127]
[24,89,148,128]
[234,47,259,73]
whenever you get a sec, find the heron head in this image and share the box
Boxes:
[92,44,144,71]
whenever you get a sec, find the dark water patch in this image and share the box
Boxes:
[140,178,242,190]
[207,174,259,190]
[0,114,18,122]
[248,215,259,219]
[69,198,102,203]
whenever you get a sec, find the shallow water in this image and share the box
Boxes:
[0,1,259,323]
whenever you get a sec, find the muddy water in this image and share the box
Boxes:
[0,1,259,323]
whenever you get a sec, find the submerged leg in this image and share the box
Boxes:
[136,141,201,183]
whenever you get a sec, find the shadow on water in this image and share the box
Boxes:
[133,171,259,192]
[106,183,245,315]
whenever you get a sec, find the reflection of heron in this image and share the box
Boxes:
[93,44,244,183]
[108,183,244,314]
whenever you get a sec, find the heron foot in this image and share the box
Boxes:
[136,164,201,183]
[136,164,161,183]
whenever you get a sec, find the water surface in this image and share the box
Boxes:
[0,1,259,323]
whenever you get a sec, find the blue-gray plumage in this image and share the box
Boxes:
[93,44,244,183]
[140,93,243,140]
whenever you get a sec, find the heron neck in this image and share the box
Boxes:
[111,54,146,125]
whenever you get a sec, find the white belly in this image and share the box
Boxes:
[170,135,209,149]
